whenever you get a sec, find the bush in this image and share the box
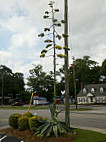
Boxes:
[9,113,22,129]
[29,116,43,130]
[23,112,33,117]
[18,116,29,131]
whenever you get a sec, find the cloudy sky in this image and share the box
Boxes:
[0,0,106,81]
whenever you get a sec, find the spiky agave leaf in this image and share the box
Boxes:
[55,45,62,50]
[41,49,47,53]
[46,44,52,48]
[46,123,53,137]
[40,53,45,58]
[40,123,50,137]
[57,54,67,58]
[53,125,58,137]
[44,39,53,43]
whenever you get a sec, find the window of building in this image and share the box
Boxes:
[79,98,82,103]
[103,97,105,103]
[96,97,99,103]
[83,88,87,94]
[91,88,95,93]
[100,87,104,93]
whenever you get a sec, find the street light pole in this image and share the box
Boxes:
[64,0,70,127]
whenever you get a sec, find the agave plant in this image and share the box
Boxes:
[34,105,72,138]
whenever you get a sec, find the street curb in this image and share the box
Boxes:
[71,125,106,134]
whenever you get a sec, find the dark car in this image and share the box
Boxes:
[11,102,24,106]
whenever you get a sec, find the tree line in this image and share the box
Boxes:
[27,56,106,101]
[0,56,106,103]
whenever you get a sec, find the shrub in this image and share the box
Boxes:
[18,116,29,131]
[29,116,43,130]
[23,112,33,117]
[9,113,22,129]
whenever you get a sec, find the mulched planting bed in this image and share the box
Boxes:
[0,128,76,142]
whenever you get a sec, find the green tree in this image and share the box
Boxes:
[27,64,54,101]
[101,59,106,76]
[0,65,25,101]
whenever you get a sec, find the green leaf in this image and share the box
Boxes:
[44,28,50,32]
[41,49,47,54]
[40,123,50,136]
[57,54,67,58]
[46,123,53,137]
[63,46,70,50]
[46,44,52,48]
[44,39,53,43]
[38,33,44,37]
[40,53,45,58]
[53,125,58,137]
[55,45,62,50]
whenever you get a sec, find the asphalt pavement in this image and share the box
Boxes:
[0,105,106,134]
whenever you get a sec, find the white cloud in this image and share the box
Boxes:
[0,0,106,84]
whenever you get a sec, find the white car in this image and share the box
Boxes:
[33,97,49,105]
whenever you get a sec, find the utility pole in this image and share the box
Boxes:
[72,57,77,109]
[64,0,70,127]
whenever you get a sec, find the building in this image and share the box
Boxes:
[77,83,106,104]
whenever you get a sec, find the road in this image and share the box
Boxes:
[0,105,106,133]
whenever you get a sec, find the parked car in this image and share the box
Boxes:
[11,102,24,106]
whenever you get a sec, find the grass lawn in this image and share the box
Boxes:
[0,106,93,111]
[70,108,93,111]
[73,128,106,142]
[0,105,49,110]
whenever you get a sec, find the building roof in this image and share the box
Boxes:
[78,83,106,97]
